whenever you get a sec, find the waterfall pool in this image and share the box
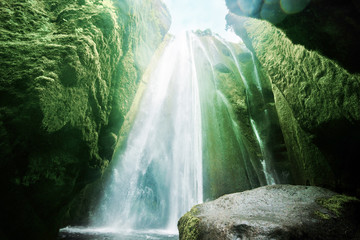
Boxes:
[58,227,178,240]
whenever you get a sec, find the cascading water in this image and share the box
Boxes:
[213,35,278,185]
[251,118,276,185]
[92,32,280,229]
[92,32,203,233]
[60,30,286,240]
[260,159,276,185]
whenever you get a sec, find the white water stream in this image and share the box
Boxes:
[61,32,279,240]
[93,32,203,233]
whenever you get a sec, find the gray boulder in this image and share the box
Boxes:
[178,185,360,239]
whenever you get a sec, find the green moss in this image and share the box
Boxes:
[229,16,360,190]
[314,210,331,220]
[316,194,359,217]
[0,0,170,238]
[178,206,201,240]
[195,36,261,199]
[233,16,360,132]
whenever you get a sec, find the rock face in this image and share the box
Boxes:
[226,15,360,196]
[225,0,311,24]
[275,0,360,74]
[0,0,169,239]
[178,185,360,240]
[226,0,360,73]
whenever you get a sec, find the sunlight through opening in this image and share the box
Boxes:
[163,0,241,42]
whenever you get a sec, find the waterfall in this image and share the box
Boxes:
[58,31,284,239]
[260,159,276,185]
[213,35,278,185]
[93,32,203,232]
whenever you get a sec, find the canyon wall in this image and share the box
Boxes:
[0,0,170,239]
[226,1,360,195]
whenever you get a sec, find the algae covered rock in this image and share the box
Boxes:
[0,0,169,239]
[189,33,290,200]
[178,185,360,240]
[226,0,360,73]
[277,0,360,74]
[227,15,360,195]
[178,206,202,240]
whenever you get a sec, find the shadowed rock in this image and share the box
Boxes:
[225,0,311,24]
[227,14,360,196]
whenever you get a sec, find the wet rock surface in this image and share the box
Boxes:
[226,0,360,73]
[227,15,360,196]
[0,0,169,239]
[178,185,360,240]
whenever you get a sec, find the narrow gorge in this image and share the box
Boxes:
[1,0,359,239]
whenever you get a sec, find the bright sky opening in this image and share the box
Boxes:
[162,0,241,43]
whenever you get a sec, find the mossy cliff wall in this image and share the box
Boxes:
[194,35,261,199]
[196,34,290,199]
[227,15,360,195]
[274,0,360,74]
[0,0,169,239]
[225,0,360,73]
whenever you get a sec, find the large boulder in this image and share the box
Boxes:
[178,185,360,240]
[0,0,170,239]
